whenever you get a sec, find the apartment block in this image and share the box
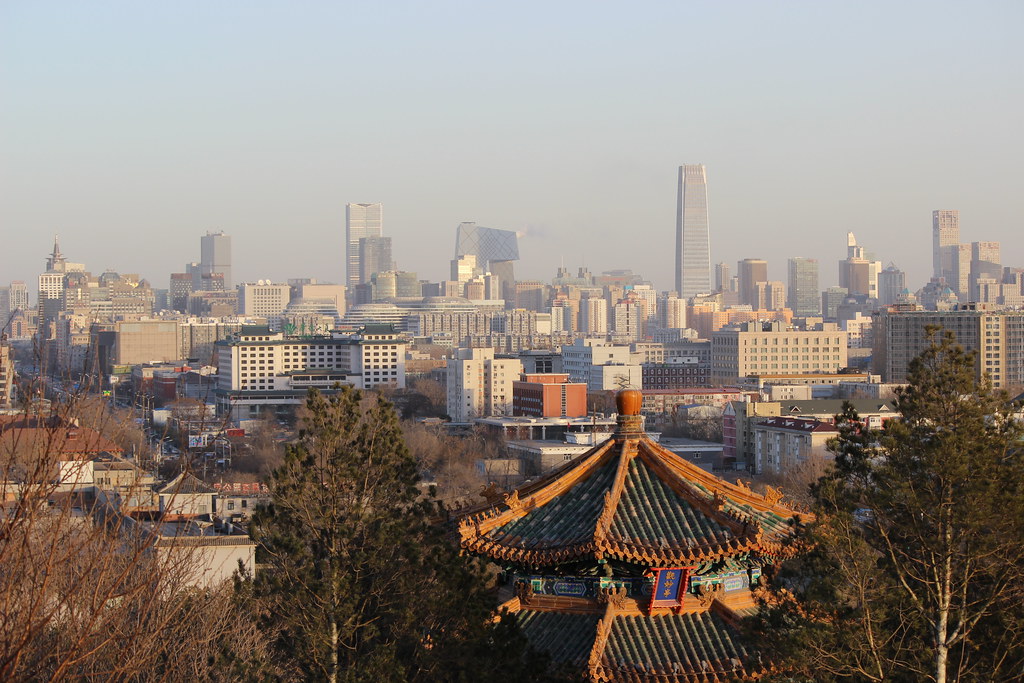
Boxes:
[753,417,838,475]
[872,308,1024,389]
[711,322,848,384]
[446,347,523,422]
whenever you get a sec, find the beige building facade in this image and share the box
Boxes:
[712,322,848,384]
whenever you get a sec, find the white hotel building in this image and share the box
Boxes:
[215,324,405,421]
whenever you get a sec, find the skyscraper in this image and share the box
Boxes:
[755,281,786,311]
[838,232,881,299]
[200,231,232,288]
[970,241,1001,301]
[346,203,383,290]
[787,258,820,316]
[358,236,393,284]
[454,222,520,303]
[932,210,959,282]
[714,262,730,293]
[675,164,711,298]
[737,258,768,308]
[878,265,906,307]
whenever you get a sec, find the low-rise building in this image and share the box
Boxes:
[512,373,587,418]
[641,387,755,415]
[753,416,838,475]
[214,481,271,522]
[474,415,616,442]
[158,472,219,519]
[724,398,897,471]
[504,440,592,475]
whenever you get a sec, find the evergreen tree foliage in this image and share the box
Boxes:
[244,387,542,682]
[751,329,1024,682]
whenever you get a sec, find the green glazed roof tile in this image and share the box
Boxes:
[514,610,600,665]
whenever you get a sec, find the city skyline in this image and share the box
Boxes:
[2,2,1022,293]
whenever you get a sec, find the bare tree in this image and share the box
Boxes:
[0,393,270,681]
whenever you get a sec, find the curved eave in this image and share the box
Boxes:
[456,431,809,569]
[462,531,800,569]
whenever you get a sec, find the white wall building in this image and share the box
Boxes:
[580,297,608,335]
[561,339,642,392]
[446,347,523,422]
[238,281,291,330]
[215,324,406,420]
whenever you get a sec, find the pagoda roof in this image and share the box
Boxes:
[456,414,807,569]
[513,606,752,682]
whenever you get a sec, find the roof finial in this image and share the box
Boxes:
[615,389,644,435]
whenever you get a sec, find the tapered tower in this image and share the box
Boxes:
[675,165,711,298]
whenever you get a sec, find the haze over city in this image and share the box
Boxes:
[2,1,1022,291]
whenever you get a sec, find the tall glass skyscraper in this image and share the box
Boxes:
[346,203,383,289]
[200,231,232,289]
[787,257,820,316]
[675,164,711,298]
[932,209,959,282]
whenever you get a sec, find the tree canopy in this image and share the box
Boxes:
[751,329,1024,682]
[245,387,542,682]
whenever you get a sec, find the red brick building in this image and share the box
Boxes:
[512,373,587,418]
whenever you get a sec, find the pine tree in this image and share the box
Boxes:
[244,387,541,682]
[751,329,1024,682]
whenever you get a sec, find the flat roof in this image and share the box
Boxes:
[474,416,617,427]
[505,440,593,451]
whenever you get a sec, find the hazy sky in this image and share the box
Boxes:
[2,1,1022,296]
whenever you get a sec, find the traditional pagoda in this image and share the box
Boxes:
[453,390,809,682]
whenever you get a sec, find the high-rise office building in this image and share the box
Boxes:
[932,210,959,282]
[9,281,28,313]
[200,231,232,288]
[454,222,520,303]
[358,236,393,284]
[952,244,971,300]
[450,254,478,283]
[970,241,1001,301]
[838,233,881,299]
[714,262,730,293]
[755,281,786,311]
[38,237,84,334]
[239,281,291,329]
[346,203,383,289]
[675,164,711,298]
[0,281,29,332]
[737,259,768,308]
[821,286,849,320]
[787,258,820,316]
[878,265,906,308]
